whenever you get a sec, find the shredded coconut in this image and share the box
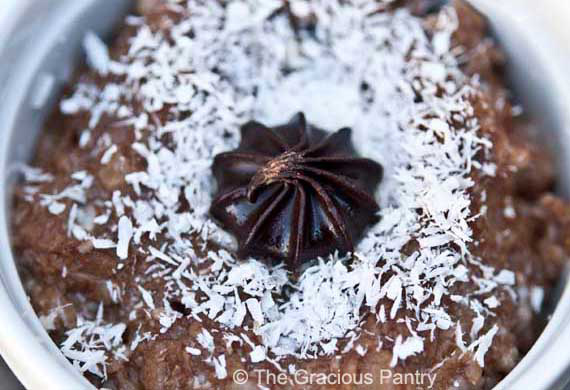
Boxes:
[29,0,518,376]
[83,31,110,76]
[60,305,126,379]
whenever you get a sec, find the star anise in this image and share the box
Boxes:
[210,113,383,270]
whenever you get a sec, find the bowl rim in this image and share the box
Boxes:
[0,1,113,389]
[1,1,570,389]
[472,0,570,386]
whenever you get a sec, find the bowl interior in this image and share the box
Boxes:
[0,1,569,389]
[471,1,570,388]
[0,1,130,389]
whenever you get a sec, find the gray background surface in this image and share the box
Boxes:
[0,358,23,389]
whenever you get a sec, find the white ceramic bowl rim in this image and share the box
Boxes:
[0,1,570,389]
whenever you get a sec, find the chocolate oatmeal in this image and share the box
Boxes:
[10,1,570,389]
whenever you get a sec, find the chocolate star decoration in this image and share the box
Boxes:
[210,113,383,270]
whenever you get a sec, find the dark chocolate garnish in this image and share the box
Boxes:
[210,113,383,270]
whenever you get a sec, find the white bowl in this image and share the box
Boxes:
[0,1,569,389]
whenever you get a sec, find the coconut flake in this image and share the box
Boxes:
[250,345,266,363]
[390,336,424,367]
[101,144,118,164]
[84,31,110,75]
[469,325,499,367]
[116,216,133,260]
[213,355,227,380]
[186,347,201,356]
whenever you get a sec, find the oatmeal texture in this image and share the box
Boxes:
[10,0,569,389]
